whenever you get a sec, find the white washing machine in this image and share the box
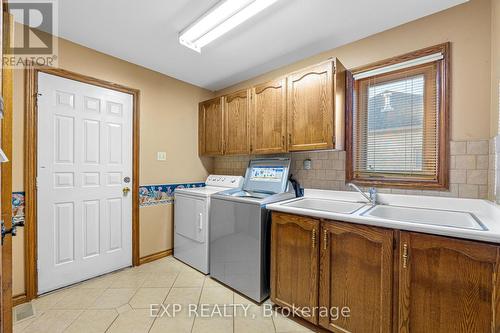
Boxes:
[174,175,243,274]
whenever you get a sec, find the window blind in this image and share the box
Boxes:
[353,60,440,181]
[353,53,443,80]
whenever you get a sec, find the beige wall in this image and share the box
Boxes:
[217,0,492,141]
[12,26,213,296]
[492,0,500,136]
[139,205,174,256]
[11,0,496,297]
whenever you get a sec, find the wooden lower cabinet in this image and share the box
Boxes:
[319,221,394,333]
[270,212,500,333]
[271,212,319,324]
[398,232,500,333]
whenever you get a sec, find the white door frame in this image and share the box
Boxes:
[23,65,140,300]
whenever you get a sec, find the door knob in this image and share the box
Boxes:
[123,187,131,195]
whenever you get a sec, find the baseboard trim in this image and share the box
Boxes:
[13,294,27,306]
[139,249,172,265]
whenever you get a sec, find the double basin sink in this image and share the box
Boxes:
[282,197,487,231]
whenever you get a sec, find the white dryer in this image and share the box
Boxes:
[174,175,243,274]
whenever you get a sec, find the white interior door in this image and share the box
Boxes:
[37,72,133,294]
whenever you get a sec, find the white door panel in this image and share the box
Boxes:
[37,73,133,294]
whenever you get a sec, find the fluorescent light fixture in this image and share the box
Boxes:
[179,0,279,52]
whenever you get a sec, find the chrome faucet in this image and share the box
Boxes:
[347,183,378,205]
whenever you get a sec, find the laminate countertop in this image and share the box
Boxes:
[266,189,500,244]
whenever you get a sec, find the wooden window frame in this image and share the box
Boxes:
[346,43,450,190]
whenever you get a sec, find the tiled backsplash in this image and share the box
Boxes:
[488,137,496,202]
[213,140,493,200]
[491,136,500,203]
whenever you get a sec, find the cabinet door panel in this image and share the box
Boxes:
[224,89,250,155]
[398,232,500,333]
[319,221,393,333]
[199,97,223,155]
[287,61,334,151]
[251,79,287,154]
[271,212,319,324]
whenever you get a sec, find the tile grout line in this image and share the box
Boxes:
[60,308,85,333]
[147,273,178,333]
[232,288,235,333]
[104,310,120,333]
[69,273,116,332]
[189,274,207,333]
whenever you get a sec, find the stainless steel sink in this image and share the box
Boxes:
[282,198,366,214]
[362,205,487,231]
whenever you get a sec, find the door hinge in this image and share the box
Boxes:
[36,177,39,189]
[311,229,316,249]
[402,243,409,268]
[323,229,328,250]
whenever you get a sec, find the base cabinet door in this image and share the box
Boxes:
[398,232,500,333]
[271,212,319,324]
[319,221,394,333]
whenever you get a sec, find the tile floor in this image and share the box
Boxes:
[14,256,313,333]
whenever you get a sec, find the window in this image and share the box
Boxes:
[346,44,449,189]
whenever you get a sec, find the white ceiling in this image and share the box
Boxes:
[49,0,466,91]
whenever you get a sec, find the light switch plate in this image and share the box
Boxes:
[303,159,312,170]
[157,152,167,161]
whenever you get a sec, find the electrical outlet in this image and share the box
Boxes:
[157,152,167,161]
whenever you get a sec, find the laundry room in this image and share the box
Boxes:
[0,0,498,332]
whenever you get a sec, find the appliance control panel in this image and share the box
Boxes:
[205,175,244,189]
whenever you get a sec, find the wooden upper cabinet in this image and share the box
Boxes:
[224,89,250,155]
[199,97,223,156]
[250,78,287,154]
[319,221,393,333]
[398,232,500,333]
[287,60,336,151]
[271,212,319,325]
[198,59,346,156]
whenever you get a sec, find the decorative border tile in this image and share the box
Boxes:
[139,182,205,207]
[12,192,25,220]
[10,183,207,217]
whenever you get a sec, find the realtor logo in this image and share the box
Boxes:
[4,0,58,68]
